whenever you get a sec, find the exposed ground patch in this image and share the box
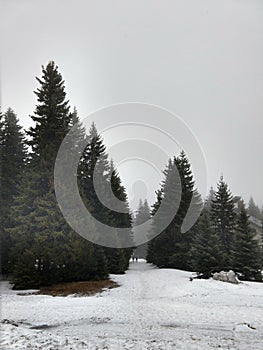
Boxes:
[17,279,119,297]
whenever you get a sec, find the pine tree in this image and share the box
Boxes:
[211,176,236,269]
[231,201,262,281]
[0,108,27,275]
[190,209,224,278]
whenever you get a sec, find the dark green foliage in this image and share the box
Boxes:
[211,176,236,269]
[79,123,133,275]
[5,61,262,289]
[146,151,196,270]
[231,202,262,281]
[10,62,73,287]
[190,209,224,278]
[0,108,27,275]
[10,63,110,288]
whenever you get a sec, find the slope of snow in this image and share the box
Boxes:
[1,260,263,349]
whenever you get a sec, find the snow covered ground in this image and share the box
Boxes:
[1,260,263,349]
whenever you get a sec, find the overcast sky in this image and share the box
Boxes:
[1,0,263,209]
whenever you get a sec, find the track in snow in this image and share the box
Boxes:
[1,260,263,349]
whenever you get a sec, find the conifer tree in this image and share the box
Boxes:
[66,109,109,281]
[204,186,215,211]
[248,197,261,220]
[190,209,223,278]
[133,199,151,259]
[146,159,178,267]
[231,201,262,281]
[146,189,163,264]
[211,176,236,269]
[146,151,195,270]
[108,160,133,272]
[10,62,73,287]
[80,123,132,274]
[0,108,27,275]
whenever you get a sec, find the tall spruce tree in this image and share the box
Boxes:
[79,123,132,274]
[231,201,262,281]
[211,176,236,269]
[190,209,224,278]
[0,108,27,275]
[146,151,195,270]
[108,160,133,272]
[10,62,73,288]
[66,109,109,282]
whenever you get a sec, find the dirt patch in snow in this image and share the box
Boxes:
[17,279,119,297]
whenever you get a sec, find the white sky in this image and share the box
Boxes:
[1,0,263,209]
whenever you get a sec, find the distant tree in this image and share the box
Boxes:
[0,108,27,275]
[133,199,151,259]
[248,197,261,220]
[190,209,224,278]
[231,201,262,281]
[146,189,163,264]
[204,186,215,211]
[211,176,236,269]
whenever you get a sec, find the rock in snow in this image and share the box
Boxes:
[212,270,240,284]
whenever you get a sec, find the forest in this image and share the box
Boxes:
[0,61,262,290]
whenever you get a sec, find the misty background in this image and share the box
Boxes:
[1,0,262,210]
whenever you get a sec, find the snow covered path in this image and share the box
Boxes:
[1,260,263,349]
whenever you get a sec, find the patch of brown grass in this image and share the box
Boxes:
[18,279,119,297]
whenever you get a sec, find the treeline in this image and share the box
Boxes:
[0,61,132,289]
[1,61,262,289]
[146,154,263,282]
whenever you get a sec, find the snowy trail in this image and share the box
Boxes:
[1,260,263,349]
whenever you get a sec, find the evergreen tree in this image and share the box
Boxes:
[10,62,73,288]
[190,209,224,278]
[146,189,163,264]
[108,160,133,272]
[146,151,195,270]
[79,123,132,275]
[231,201,262,281]
[133,199,151,259]
[248,197,261,220]
[63,109,109,282]
[204,186,215,211]
[146,159,178,267]
[211,176,236,269]
[0,108,27,275]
